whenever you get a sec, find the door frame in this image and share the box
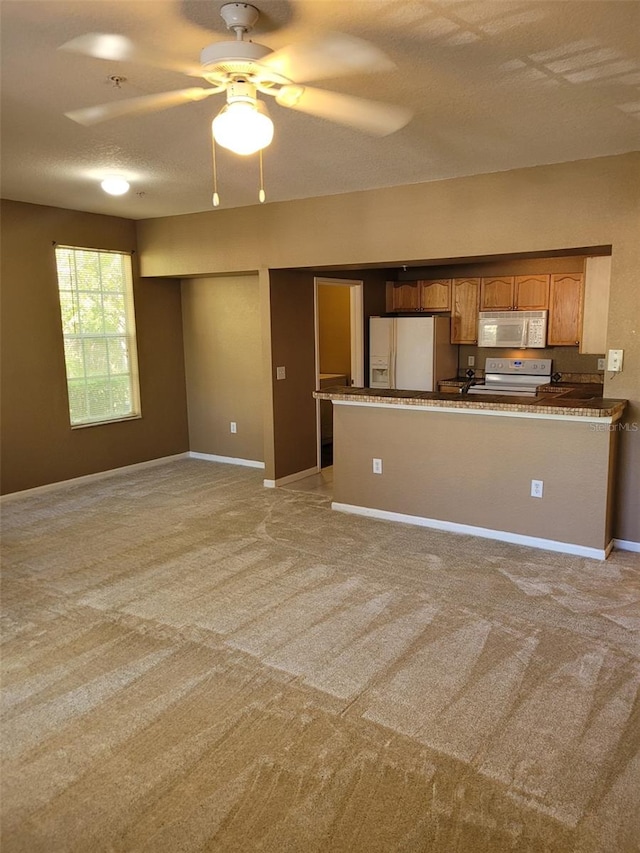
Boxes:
[313,277,364,468]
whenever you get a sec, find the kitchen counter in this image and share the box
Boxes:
[314,385,626,421]
[314,387,627,559]
[536,382,605,399]
[439,377,606,400]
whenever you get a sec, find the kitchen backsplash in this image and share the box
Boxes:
[458,345,604,381]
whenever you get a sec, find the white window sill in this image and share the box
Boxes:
[70,413,142,430]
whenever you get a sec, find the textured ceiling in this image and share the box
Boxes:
[1,0,639,220]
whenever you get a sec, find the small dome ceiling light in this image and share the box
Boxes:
[101,175,130,195]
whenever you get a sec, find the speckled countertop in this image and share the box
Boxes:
[314,386,627,419]
[439,376,605,391]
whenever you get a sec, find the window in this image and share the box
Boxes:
[54,246,141,427]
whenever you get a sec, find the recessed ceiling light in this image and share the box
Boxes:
[101,176,130,195]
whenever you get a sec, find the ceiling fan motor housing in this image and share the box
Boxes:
[200,40,272,84]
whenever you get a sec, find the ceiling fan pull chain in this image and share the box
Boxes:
[258,149,266,204]
[212,138,220,207]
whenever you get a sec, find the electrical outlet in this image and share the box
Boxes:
[468,356,475,367]
[607,349,623,372]
[276,366,286,380]
[530,479,543,499]
[230,421,237,434]
[597,358,606,371]
[372,458,383,474]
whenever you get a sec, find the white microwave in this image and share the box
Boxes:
[478,311,548,348]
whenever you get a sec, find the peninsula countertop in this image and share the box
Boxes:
[313,386,627,420]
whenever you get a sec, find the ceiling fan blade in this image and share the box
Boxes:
[59,33,202,77]
[276,85,412,136]
[262,32,394,83]
[65,87,218,126]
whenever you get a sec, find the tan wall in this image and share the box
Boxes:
[317,284,351,379]
[136,155,637,279]
[181,275,263,462]
[0,200,189,494]
[268,270,317,479]
[137,153,640,542]
[333,404,616,552]
[400,255,588,280]
[265,269,388,479]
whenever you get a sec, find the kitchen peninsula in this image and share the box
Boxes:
[314,387,627,559]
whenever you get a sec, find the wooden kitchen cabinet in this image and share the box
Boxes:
[451,278,480,343]
[480,274,549,310]
[548,273,584,346]
[480,276,515,310]
[419,279,451,311]
[514,274,550,309]
[387,279,451,312]
[388,281,420,312]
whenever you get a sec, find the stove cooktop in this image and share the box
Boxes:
[466,385,540,397]
[466,357,552,397]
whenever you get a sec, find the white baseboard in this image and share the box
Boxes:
[613,538,640,553]
[264,466,320,488]
[189,452,264,469]
[332,502,613,561]
[0,453,190,503]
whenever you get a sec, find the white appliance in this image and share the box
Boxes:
[369,316,457,391]
[467,357,552,397]
[478,310,548,348]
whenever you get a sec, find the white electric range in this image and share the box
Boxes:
[467,357,552,397]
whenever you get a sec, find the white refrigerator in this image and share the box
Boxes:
[369,316,457,391]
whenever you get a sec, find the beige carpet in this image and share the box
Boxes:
[1,459,639,852]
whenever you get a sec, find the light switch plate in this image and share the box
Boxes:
[607,349,623,372]
[276,366,286,380]
[372,458,382,474]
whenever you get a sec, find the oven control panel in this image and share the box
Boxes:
[484,358,552,375]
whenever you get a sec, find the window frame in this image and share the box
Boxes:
[54,245,142,428]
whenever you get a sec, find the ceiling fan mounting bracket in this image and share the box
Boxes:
[219,3,260,36]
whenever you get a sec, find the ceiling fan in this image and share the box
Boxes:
[61,2,413,153]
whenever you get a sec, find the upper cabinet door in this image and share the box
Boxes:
[548,273,584,346]
[480,276,515,310]
[451,278,480,344]
[514,274,550,310]
[419,279,451,311]
[388,281,420,312]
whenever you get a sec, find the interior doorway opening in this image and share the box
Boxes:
[314,278,364,469]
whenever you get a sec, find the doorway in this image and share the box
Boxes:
[314,277,364,469]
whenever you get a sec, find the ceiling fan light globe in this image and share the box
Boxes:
[212,101,274,156]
